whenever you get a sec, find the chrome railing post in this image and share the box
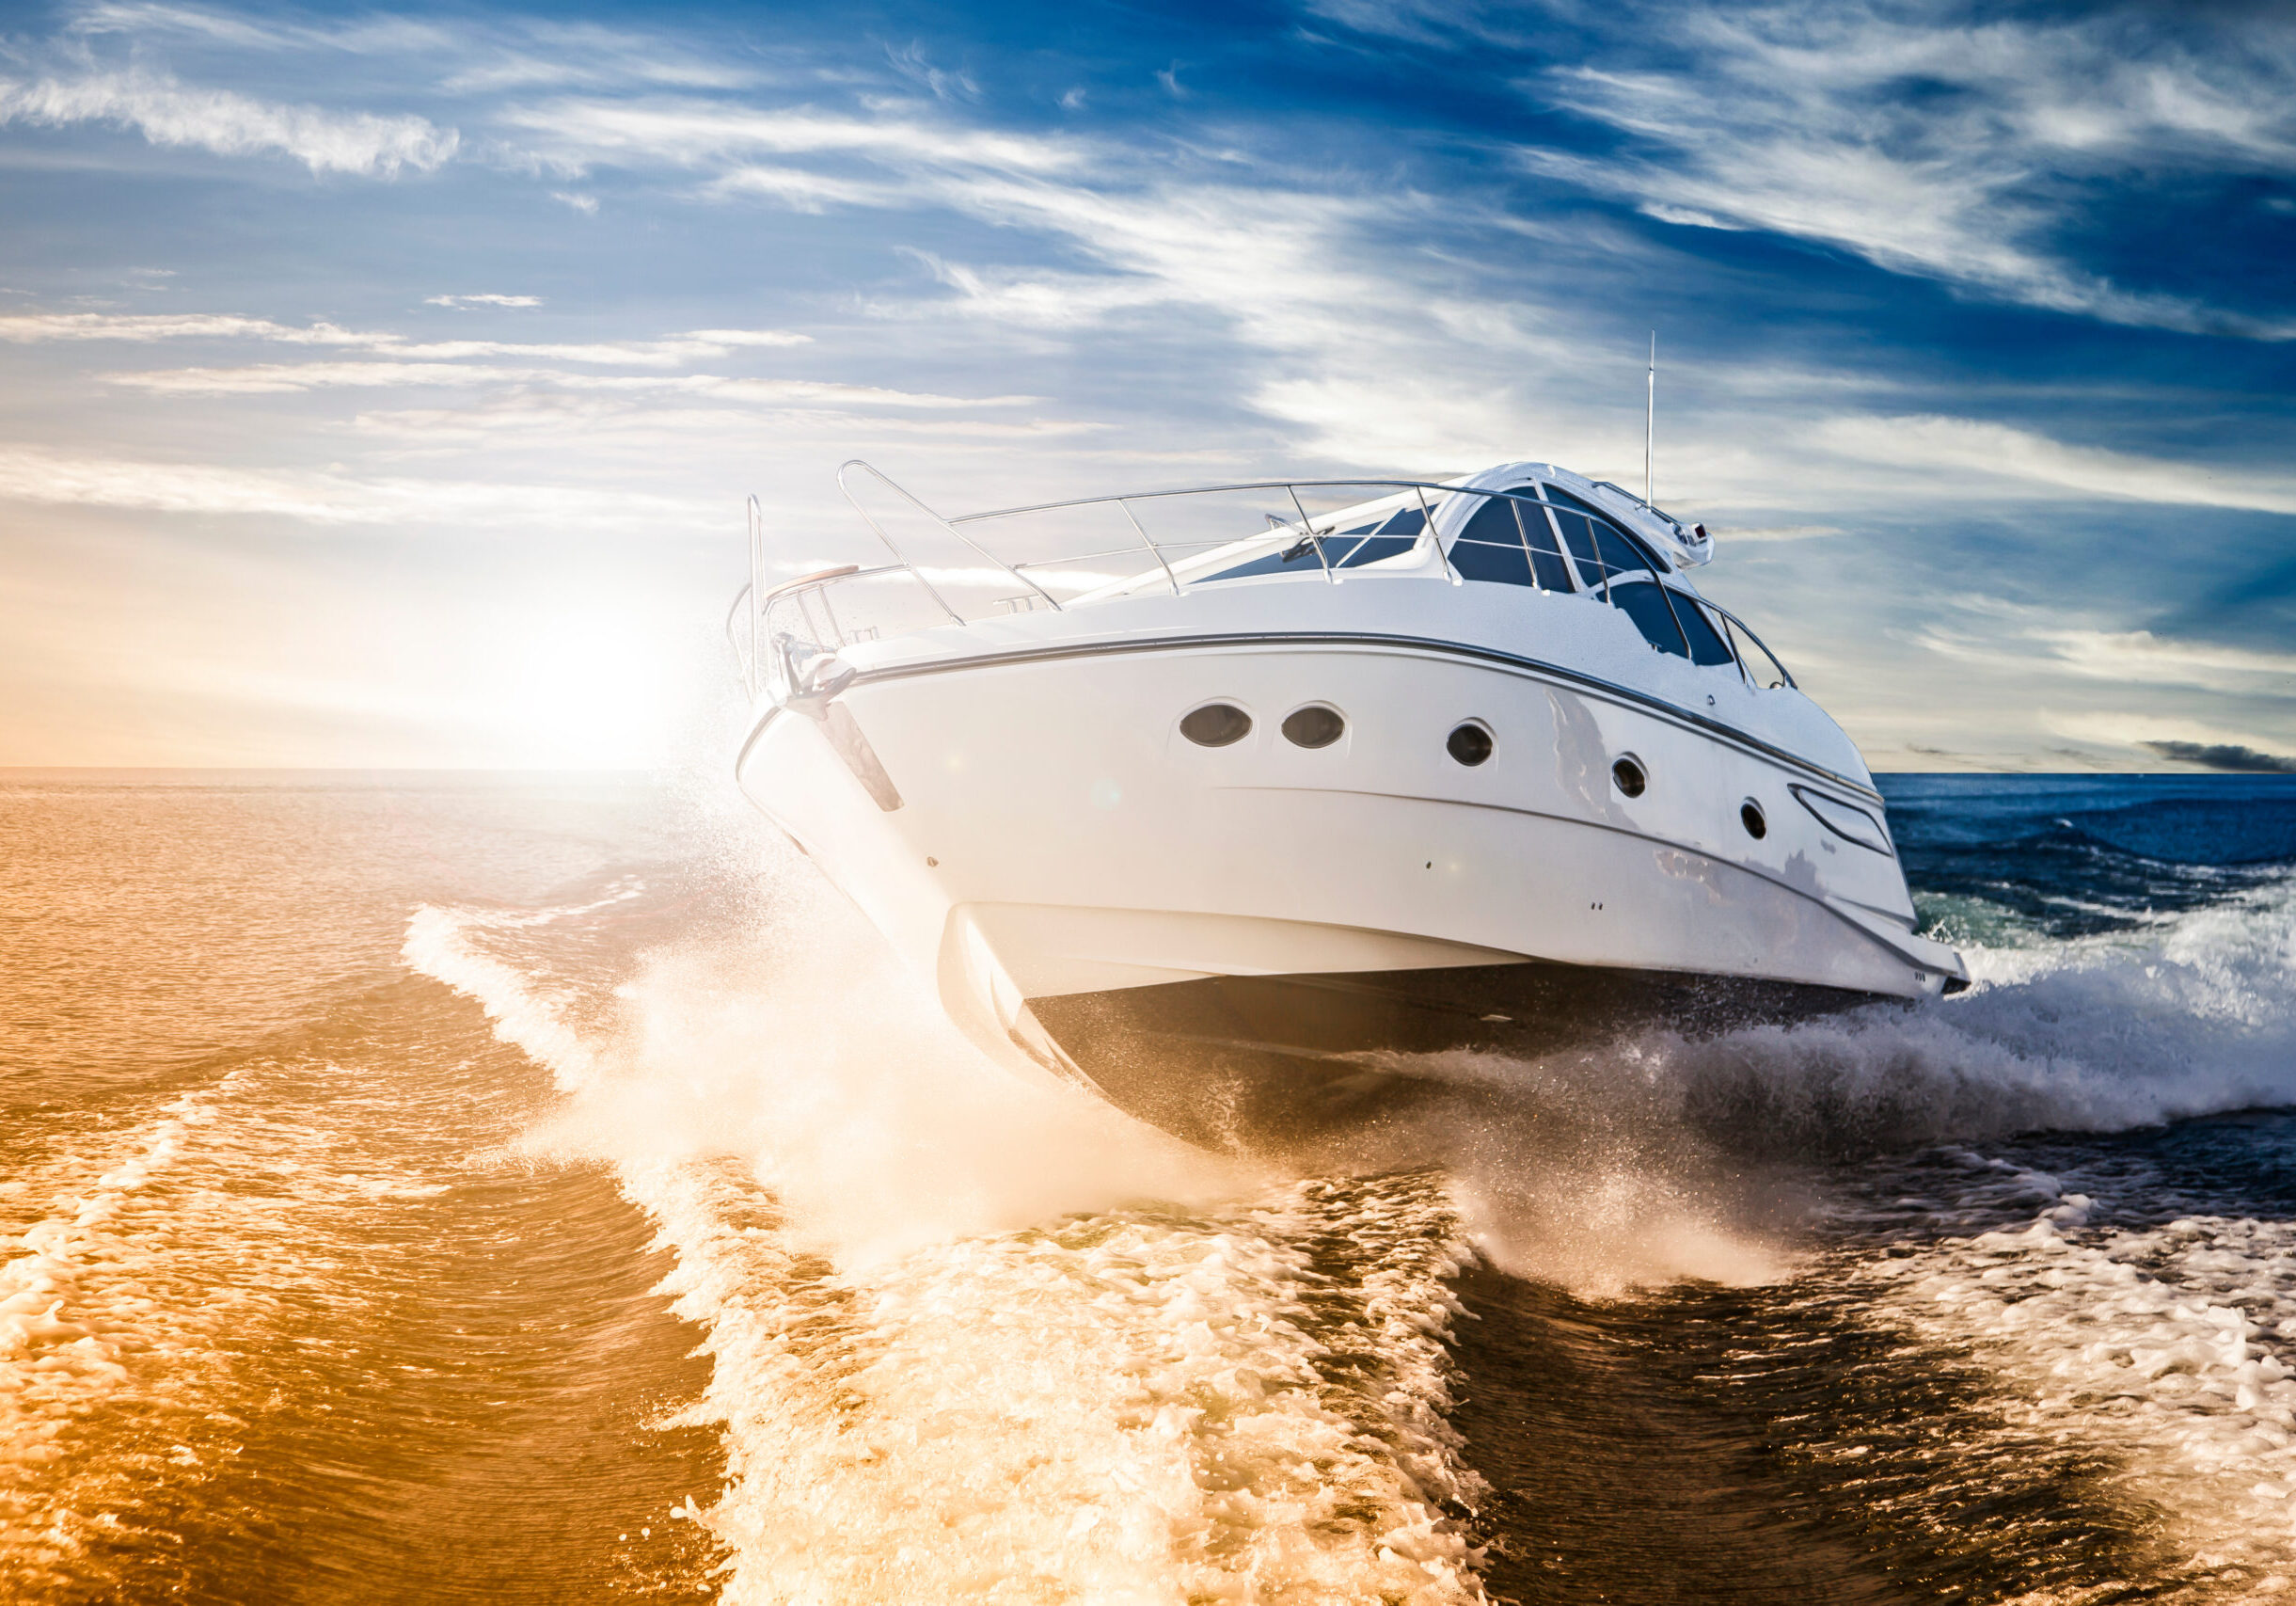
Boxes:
[1285,484,1337,582]
[1118,498,1181,596]
[1416,485,1456,584]
[839,459,1062,621]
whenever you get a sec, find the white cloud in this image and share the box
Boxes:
[0,69,457,176]
[2042,708,2296,758]
[1817,414,2296,515]
[99,360,1033,408]
[2030,629,2296,693]
[0,312,372,344]
[683,328,813,348]
[0,443,712,528]
[497,97,1083,178]
[703,165,889,211]
[1519,3,2296,337]
[885,41,977,104]
[424,294,544,309]
[885,250,1172,327]
[550,189,599,214]
[0,310,811,367]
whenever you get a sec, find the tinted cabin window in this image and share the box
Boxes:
[1202,502,1427,582]
[1611,579,1688,657]
[1203,536,1332,581]
[1542,485,1671,572]
[1672,594,1737,667]
[1511,500,1578,591]
[1557,518,1659,592]
[1449,489,1576,589]
[1338,535,1419,568]
[1449,495,1537,587]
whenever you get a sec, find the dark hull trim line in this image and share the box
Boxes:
[1025,955,1883,1153]
[838,630,1885,804]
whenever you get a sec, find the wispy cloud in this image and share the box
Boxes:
[886,250,1170,327]
[100,362,1034,408]
[1517,2,2296,337]
[0,69,457,175]
[499,97,1084,178]
[424,293,542,309]
[0,443,711,527]
[1818,414,2296,515]
[884,41,977,104]
[0,310,809,366]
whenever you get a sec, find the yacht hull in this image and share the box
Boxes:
[1023,957,1874,1149]
[736,628,1960,1149]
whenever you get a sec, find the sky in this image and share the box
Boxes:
[0,0,2291,771]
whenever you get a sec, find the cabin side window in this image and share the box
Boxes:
[1608,577,1689,658]
[1540,485,1672,573]
[1448,492,1539,587]
[1671,593,1737,667]
[1512,499,1578,591]
[1449,488,1576,589]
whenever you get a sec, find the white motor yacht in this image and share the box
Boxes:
[729,461,1966,1147]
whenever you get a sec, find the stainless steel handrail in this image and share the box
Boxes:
[838,459,1060,619]
[733,467,1795,697]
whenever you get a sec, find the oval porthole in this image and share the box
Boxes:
[1281,705,1345,749]
[1612,755,1647,798]
[1180,702,1252,747]
[1446,722,1493,767]
[1740,800,1767,839]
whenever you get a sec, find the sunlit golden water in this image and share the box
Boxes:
[5,772,2295,1605]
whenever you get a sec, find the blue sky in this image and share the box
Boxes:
[1,0,2290,768]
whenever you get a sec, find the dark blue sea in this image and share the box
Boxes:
[1,770,2290,1604]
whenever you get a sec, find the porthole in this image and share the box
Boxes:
[1740,800,1766,839]
[1281,705,1345,749]
[1446,722,1493,767]
[1180,702,1252,747]
[1612,755,1647,798]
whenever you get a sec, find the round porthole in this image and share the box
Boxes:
[1446,722,1493,766]
[1281,705,1345,749]
[1612,755,1647,798]
[1740,800,1767,839]
[1180,702,1252,747]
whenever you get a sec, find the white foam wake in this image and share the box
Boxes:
[403,884,1495,1603]
[1861,1154,2296,1598]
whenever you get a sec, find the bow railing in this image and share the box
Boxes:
[732,464,1794,704]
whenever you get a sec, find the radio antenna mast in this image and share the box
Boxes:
[1644,331,1655,507]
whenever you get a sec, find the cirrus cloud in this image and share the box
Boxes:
[0,68,457,175]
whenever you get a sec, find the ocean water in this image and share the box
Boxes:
[2,768,2292,1605]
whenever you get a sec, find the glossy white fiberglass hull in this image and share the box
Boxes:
[736,546,1963,1145]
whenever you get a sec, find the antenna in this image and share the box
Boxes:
[1644,331,1655,507]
